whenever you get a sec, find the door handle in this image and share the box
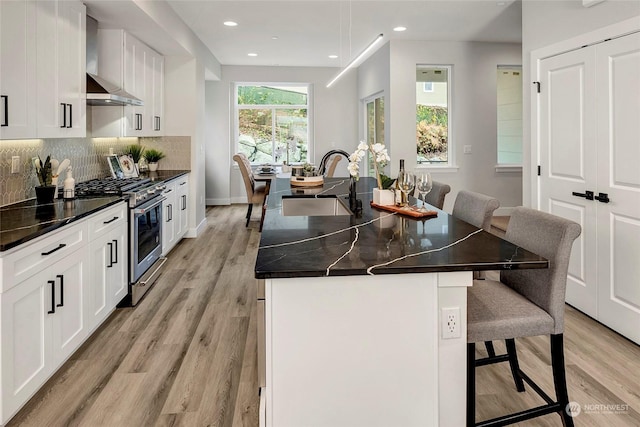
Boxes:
[572,191,594,200]
[48,280,56,314]
[56,275,64,307]
[107,242,113,267]
[595,192,610,203]
[60,103,67,128]
[1,95,7,126]
[67,104,72,128]
[112,239,118,264]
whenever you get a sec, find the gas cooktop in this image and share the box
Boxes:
[75,177,151,197]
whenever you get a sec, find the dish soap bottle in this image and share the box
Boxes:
[63,166,75,200]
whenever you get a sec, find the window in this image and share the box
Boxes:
[365,95,385,176]
[497,66,522,165]
[416,66,451,165]
[236,84,310,164]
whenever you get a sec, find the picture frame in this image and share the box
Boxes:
[106,155,124,179]
[119,154,138,178]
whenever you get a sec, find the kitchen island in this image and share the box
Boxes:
[255,177,547,427]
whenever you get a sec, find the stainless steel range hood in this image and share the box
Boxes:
[86,16,143,106]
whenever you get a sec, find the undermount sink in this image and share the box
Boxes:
[281,196,352,216]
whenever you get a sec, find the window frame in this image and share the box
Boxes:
[234,82,313,165]
[415,65,455,170]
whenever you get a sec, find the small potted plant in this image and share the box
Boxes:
[124,144,145,165]
[34,155,56,203]
[143,148,165,172]
[348,141,394,205]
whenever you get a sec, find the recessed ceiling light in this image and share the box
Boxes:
[393,26,407,32]
[248,53,258,57]
[328,55,338,59]
[272,36,279,40]
[223,21,238,27]
[496,1,506,5]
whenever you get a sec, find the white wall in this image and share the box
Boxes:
[361,40,523,212]
[165,56,207,235]
[206,65,358,205]
[521,0,640,207]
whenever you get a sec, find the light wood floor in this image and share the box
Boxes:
[8,206,640,426]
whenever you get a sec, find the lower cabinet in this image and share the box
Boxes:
[0,201,127,425]
[0,248,88,421]
[89,225,127,330]
[162,174,190,256]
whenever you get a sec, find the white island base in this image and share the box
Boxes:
[261,271,471,427]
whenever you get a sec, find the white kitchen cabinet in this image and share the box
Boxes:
[162,181,177,255]
[92,30,164,137]
[176,174,189,239]
[36,0,86,138]
[1,246,88,424]
[88,202,127,330]
[0,0,37,139]
[0,201,127,425]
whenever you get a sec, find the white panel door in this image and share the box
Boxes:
[0,0,36,139]
[596,33,640,344]
[539,48,599,317]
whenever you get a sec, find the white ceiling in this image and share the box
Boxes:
[85,1,522,68]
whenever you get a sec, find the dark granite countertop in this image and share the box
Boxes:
[0,197,124,252]
[140,170,190,182]
[0,171,189,253]
[255,177,548,279]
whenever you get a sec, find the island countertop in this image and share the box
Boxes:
[255,177,547,279]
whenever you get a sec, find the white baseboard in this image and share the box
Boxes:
[494,207,515,216]
[206,198,231,206]
[185,217,207,238]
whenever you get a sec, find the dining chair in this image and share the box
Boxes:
[325,155,342,177]
[466,207,581,427]
[423,180,451,210]
[233,153,268,230]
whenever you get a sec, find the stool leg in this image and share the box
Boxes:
[246,203,253,227]
[506,338,525,392]
[467,343,476,427]
[484,341,496,357]
[551,334,574,427]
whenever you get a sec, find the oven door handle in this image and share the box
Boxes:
[133,197,166,215]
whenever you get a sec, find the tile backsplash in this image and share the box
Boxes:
[0,136,190,206]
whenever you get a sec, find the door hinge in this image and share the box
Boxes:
[537,165,541,176]
[533,81,541,93]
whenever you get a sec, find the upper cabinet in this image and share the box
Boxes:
[0,1,37,139]
[0,0,86,140]
[92,31,164,137]
[36,0,86,138]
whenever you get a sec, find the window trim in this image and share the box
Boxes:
[416,65,454,168]
[233,82,313,164]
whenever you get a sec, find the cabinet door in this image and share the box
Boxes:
[108,225,128,306]
[0,0,36,139]
[59,0,86,137]
[162,183,177,255]
[36,0,86,138]
[51,250,88,364]
[151,52,164,135]
[123,33,146,136]
[177,176,189,238]
[0,272,53,422]
[88,234,111,330]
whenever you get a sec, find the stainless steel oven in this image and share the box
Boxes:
[130,196,164,283]
[126,182,166,305]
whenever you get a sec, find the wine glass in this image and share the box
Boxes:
[397,171,416,207]
[415,172,433,212]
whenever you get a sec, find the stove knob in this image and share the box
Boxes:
[147,189,156,195]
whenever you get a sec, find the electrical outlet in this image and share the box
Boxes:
[463,145,472,154]
[441,307,461,339]
[11,156,20,173]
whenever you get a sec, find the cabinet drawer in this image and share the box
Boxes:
[1,222,86,293]
[88,202,127,240]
